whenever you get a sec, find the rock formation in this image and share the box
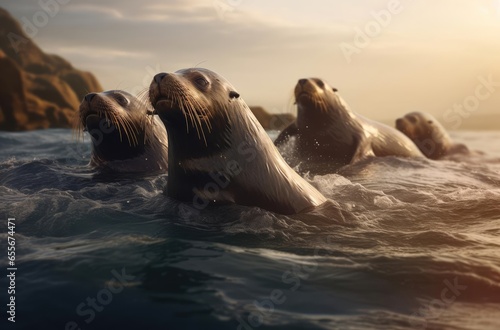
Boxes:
[249,106,295,130]
[0,8,103,131]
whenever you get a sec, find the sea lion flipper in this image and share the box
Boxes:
[274,123,299,147]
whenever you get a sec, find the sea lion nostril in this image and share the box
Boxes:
[298,79,307,86]
[154,73,167,84]
[84,93,97,103]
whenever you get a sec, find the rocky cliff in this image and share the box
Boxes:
[0,8,103,131]
[249,106,295,130]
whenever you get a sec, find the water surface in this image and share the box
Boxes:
[1,129,499,330]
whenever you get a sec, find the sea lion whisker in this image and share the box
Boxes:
[182,92,207,143]
[196,100,212,133]
[176,94,195,136]
[181,99,196,134]
[118,115,133,146]
[122,115,140,147]
[185,99,206,144]
[188,98,209,146]
[138,90,154,116]
[115,110,138,147]
[110,111,125,143]
[103,109,112,130]
[186,98,204,134]
[136,87,149,101]
[79,90,169,173]
[127,112,142,139]
[142,113,154,145]
[73,108,85,141]
[123,115,139,147]
[72,116,83,142]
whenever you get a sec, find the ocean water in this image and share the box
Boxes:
[1,129,500,330]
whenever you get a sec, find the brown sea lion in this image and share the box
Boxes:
[77,90,168,173]
[396,111,469,160]
[148,68,327,215]
[274,78,423,173]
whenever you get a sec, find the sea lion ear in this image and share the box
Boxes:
[428,120,433,124]
[229,91,240,99]
[332,87,338,92]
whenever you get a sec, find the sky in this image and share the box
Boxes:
[3,0,500,128]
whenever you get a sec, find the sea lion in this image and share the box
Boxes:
[148,68,326,215]
[396,111,469,160]
[274,78,423,173]
[77,90,168,173]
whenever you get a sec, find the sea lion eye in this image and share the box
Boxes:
[114,94,129,106]
[332,87,338,92]
[313,79,324,88]
[408,116,417,124]
[195,77,209,88]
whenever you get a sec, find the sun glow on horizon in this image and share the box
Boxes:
[3,0,499,126]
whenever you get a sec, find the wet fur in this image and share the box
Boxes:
[275,78,423,173]
[149,68,326,214]
[396,111,469,160]
[76,90,168,173]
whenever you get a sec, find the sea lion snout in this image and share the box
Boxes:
[294,78,329,103]
[295,78,329,94]
[154,72,167,84]
[150,72,183,118]
[395,117,411,135]
[295,78,313,98]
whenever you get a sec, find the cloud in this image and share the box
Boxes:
[2,0,499,121]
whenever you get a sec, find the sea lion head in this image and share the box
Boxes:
[77,90,155,163]
[294,78,350,128]
[395,111,451,159]
[149,68,241,160]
